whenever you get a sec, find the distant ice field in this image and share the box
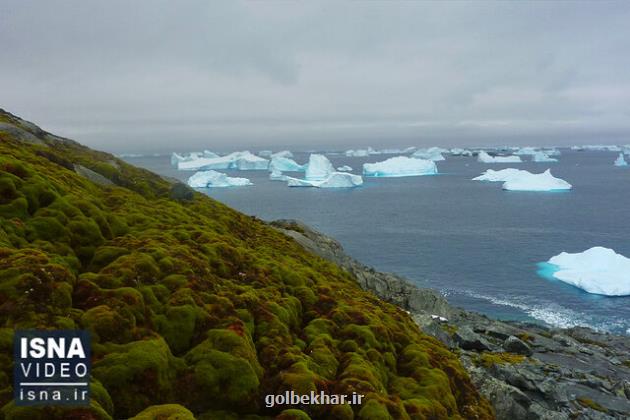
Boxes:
[127,149,630,335]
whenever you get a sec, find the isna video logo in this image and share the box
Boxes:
[14,330,91,405]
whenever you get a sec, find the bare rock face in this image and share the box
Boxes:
[74,164,115,186]
[455,326,493,351]
[273,219,630,419]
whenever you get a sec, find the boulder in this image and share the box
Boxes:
[454,326,491,351]
[503,335,533,356]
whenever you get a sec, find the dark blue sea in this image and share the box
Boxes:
[124,150,630,335]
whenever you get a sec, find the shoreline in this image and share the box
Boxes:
[271,219,630,419]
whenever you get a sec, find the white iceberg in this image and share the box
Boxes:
[477,151,522,163]
[502,169,571,191]
[287,172,363,188]
[345,149,370,157]
[187,170,252,188]
[380,147,415,154]
[305,154,335,180]
[171,152,203,166]
[363,156,437,177]
[345,147,382,157]
[545,148,561,156]
[258,150,273,158]
[514,146,539,156]
[177,151,269,171]
[472,168,530,182]
[232,151,269,170]
[337,165,353,172]
[532,151,558,162]
[581,145,622,152]
[614,153,628,167]
[450,148,473,156]
[412,147,446,161]
[269,156,305,172]
[203,150,220,158]
[271,150,294,159]
[545,247,630,296]
[171,152,186,166]
[269,170,289,181]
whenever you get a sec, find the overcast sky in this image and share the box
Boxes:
[2,1,630,153]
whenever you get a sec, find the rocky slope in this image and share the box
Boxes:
[272,220,630,419]
[0,109,493,419]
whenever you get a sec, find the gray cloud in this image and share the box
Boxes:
[1,0,629,152]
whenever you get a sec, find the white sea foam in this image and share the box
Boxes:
[458,290,628,334]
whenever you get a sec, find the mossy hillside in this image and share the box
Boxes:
[0,111,493,419]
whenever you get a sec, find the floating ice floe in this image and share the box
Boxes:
[545,148,561,156]
[344,147,382,157]
[203,150,220,158]
[269,170,288,181]
[412,147,447,161]
[532,151,558,162]
[187,170,252,188]
[363,156,437,177]
[177,151,269,171]
[574,145,621,152]
[171,152,203,166]
[477,151,522,163]
[543,247,630,296]
[171,152,186,166]
[337,165,353,172]
[380,147,416,154]
[305,154,335,180]
[287,172,363,188]
[514,147,539,156]
[473,168,571,191]
[285,154,361,187]
[502,169,571,191]
[345,149,369,157]
[271,150,294,159]
[449,148,473,156]
[472,168,530,182]
[269,156,305,172]
[614,153,628,167]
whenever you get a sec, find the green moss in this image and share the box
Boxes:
[576,396,608,413]
[155,304,198,354]
[440,323,458,336]
[90,246,129,271]
[81,304,134,343]
[357,399,391,419]
[277,409,312,420]
[516,332,535,343]
[91,379,115,416]
[0,197,28,219]
[92,337,185,417]
[477,352,526,368]
[129,404,196,420]
[161,274,188,291]
[0,400,112,420]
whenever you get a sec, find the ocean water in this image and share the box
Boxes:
[125,150,630,335]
